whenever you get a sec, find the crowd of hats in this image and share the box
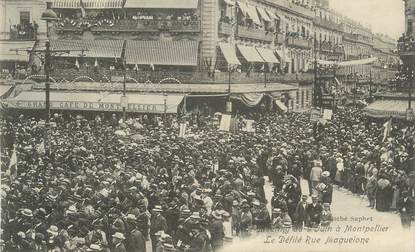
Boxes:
[1,106,414,251]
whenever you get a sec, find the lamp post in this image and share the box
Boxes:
[264,64,267,88]
[226,65,233,113]
[40,9,59,157]
[407,66,413,122]
[121,60,127,122]
[163,93,168,121]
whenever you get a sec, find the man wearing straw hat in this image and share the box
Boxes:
[112,232,126,252]
[150,205,167,252]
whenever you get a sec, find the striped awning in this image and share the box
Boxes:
[256,47,280,64]
[0,41,35,62]
[246,4,261,25]
[81,0,124,9]
[364,100,409,119]
[124,0,199,9]
[266,9,279,20]
[237,45,265,63]
[7,91,184,114]
[237,1,261,25]
[256,7,271,22]
[52,0,81,8]
[125,40,199,66]
[219,43,240,65]
[49,40,124,58]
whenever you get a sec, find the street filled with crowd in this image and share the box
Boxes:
[1,105,414,251]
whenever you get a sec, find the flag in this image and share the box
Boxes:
[382,118,392,142]
[75,58,80,69]
[7,148,17,180]
[179,123,187,138]
[36,141,45,154]
[80,0,86,18]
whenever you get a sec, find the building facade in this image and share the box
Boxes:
[0,0,400,113]
[0,0,47,40]
[313,0,344,62]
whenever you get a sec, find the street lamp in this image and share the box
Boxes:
[40,8,58,156]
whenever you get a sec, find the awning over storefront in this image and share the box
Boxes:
[274,100,288,113]
[237,45,265,63]
[124,0,199,9]
[256,47,280,64]
[7,91,184,114]
[125,40,199,66]
[266,9,279,20]
[82,0,124,9]
[50,40,124,58]
[219,43,241,65]
[364,100,409,118]
[256,7,271,22]
[0,41,35,62]
[231,93,264,107]
[52,0,81,9]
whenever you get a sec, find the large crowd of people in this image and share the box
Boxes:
[1,105,414,251]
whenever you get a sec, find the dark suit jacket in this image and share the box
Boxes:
[150,214,167,235]
[306,203,322,224]
[397,197,414,216]
[113,242,127,252]
[128,229,146,252]
[295,201,308,222]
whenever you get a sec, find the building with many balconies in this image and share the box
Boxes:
[312,0,344,62]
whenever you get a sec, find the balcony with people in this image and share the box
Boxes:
[286,32,312,49]
[53,7,200,35]
[218,15,234,36]
[8,22,39,41]
[397,34,415,56]
[235,2,276,42]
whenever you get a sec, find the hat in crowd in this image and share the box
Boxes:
[87,244,103,251]
[323,203,331,207]
[21,208,33,217]
[311,195,318,199]
[212,210,222,220]
[181,209,191,215]
[126,214,137,221]
[152,205,163,212]
[66,205,77,215]
[190,212,201,219]
[162,243,175,251]
[252,199,260,206]
[232,200,239,206]
[272,208,281,214]
[155,231,165,236]
[47,225,59,236]
[282,221,292,228]
[322,171,330,178]
[112,232,125,240]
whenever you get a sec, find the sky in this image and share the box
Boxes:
[330,0,405,39]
